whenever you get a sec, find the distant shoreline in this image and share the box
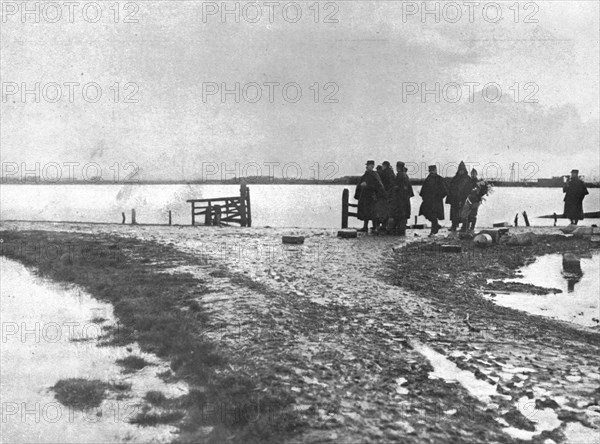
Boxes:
[2,179,600,188]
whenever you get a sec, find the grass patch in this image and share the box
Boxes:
[52,378,109,409]
[145,390,167,406]
[116,355,153,372]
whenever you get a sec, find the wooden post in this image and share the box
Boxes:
[522,211,530,227]
[213,205,222,226]
[191,202,196,226]
[514,213,519,227]
[240,183,248,227]
[414,216,417,225]
[121,212,126,224]
[245,187,252,227]
[342,188,349,229]
[205,202,212,226]
[131,209,137,225]
[168,210,172,226]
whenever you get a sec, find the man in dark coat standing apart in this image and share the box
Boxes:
[419,165,448,235]
[355,160,384,232]
[376,161,396,232]
[390,161,414,235]
[563,169,589,224]
[446,161,471,231]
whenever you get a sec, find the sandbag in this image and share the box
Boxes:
[506,232,537,246]
[560,224,578,234]
[572,226,594,238]
[282,236,305,244]
[476,229,501,243]
[473,233,493,248]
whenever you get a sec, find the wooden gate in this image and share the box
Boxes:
[187,184,251,227]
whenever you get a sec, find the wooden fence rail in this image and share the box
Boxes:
[187,184,251,227]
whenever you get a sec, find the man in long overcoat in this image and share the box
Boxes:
[390,161,414,235]
[446,161,471,231]
[355,160,384,232]
[563,169,589,224]
[419,165,448,235]
[375,161,396,231]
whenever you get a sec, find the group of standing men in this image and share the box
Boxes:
[355,160,489,236]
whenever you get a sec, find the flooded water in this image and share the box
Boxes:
[0,259,187,443]
[411,341,499,404]
[488,253,600,327]
[1,184,599,228]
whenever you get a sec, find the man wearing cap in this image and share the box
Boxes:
[390,161,414,235]
[419,165,448,235]
[354,160,385,232]
[563,169,589,225]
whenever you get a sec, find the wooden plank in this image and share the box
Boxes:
[186,197,240,203]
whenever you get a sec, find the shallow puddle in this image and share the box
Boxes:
[411,341,499,404]
[1,259,187,443]
[489,253,600,326]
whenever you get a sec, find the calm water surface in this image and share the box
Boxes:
[1,184,599,228]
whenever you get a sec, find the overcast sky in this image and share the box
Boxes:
[1,1,598,182]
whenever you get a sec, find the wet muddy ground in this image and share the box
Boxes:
[1,259,186,443]
[1,221,599,443]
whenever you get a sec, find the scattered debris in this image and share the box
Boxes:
[462,313,481,332]
[282,235,305,244]
[337,229,358,239]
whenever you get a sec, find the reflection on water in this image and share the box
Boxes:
[0,259,186,443]
[563,272,583,292]
[561,253,584,292]
[490,254,600,327]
